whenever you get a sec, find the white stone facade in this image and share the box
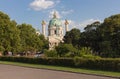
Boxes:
[41,12,69,50]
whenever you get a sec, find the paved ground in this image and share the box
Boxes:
[0,64,117,79]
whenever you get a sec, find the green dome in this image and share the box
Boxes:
[49,18,62,27]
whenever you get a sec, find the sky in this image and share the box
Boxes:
[0,0,120,32]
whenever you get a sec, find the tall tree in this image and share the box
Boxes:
[17,24,44,52]
[98,14,120,57]
[79,21,101,54]
[0,11,21,53]
[64,28,81,48]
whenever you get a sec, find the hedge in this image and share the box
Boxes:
[0,56,120,72]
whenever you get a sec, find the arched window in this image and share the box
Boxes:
[54,30,57,34]
[55,42,57,46]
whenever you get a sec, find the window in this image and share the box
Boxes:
[55,30,57,34]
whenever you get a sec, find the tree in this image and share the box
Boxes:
[55,44,76,57]
[64,28,81,48]
[98,14,120,57]
[44,49,57,57]
[0,11,49,55]
[39,34,49,49]
[0,11,21,53]
[79,21,101,54]
[84,21,100,32]
[17,24,44,53]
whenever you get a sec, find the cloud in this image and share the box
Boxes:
[30,0,60,11]
[46,10,101,32]
[56,0,61,4]
[68,20,80,30]
[79,19,102,31]
[61,10,74,15]
[49,10,61,18]
[48,9,74,19]
[61,20,77,31]
[61,19,102,32]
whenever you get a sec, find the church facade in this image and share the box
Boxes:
[41,12,69,50]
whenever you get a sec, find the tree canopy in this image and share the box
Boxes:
[63,14,120,58]
[0,11,48,54]
[0,11,21,53]
[0,11,120,58]
[64,28,81,48]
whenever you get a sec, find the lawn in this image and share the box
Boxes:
[0,61,119,78]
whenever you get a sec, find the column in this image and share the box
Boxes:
[41,20,46,36]
[65,19,69,32]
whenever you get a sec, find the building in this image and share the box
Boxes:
[41,12,69,50]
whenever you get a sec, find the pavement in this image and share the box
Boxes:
[0,64,118,79]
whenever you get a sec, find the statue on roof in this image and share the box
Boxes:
[53,11,57,18]
[41,20,46,25]
[65,19,69,25]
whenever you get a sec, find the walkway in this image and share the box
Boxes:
[0,64,117,79]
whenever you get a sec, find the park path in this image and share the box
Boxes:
[0,64,117,79]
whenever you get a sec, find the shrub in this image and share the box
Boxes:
[79,47,92,56]
[44,49,58,57]
[55,44,76,57]
[0,56,120,72]
[74,57,120,71]
[82,55,101,59]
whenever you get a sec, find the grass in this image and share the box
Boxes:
[0,61,120,78]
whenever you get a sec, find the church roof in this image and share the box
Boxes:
[48,12,62,27]
[49,18,62,27]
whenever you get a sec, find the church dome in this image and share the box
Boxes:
[48,11,62,27]
[49,18,62,27]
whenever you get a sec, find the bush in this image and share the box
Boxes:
[74,57,120,71]
[79,47,92,56]
[44,50,58,57]
[82,55,101,59]
[0,56,120,72]
[55,44,76,57]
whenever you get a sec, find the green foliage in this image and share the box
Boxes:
[74,47,99,58]
[0,11,21,53]
[55,44,95,58]
[44,49,57,57]
[79,47,92,56]
[79,14,120,58]
[73,57,120,71]
[80,21,101,54]
[64,28,81,48]
[39,35,49,49]
[0,56,120,72]
[98,14,120,57]
[0,11,48,54]
[17,24,48,53]
[82,55,101,59]
[0,46,5,52]
[1,11,120,58]
[55,44,76,57]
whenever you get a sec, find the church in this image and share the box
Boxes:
[41,12,69,50]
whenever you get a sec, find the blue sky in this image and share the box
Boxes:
[0,0,120,32]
